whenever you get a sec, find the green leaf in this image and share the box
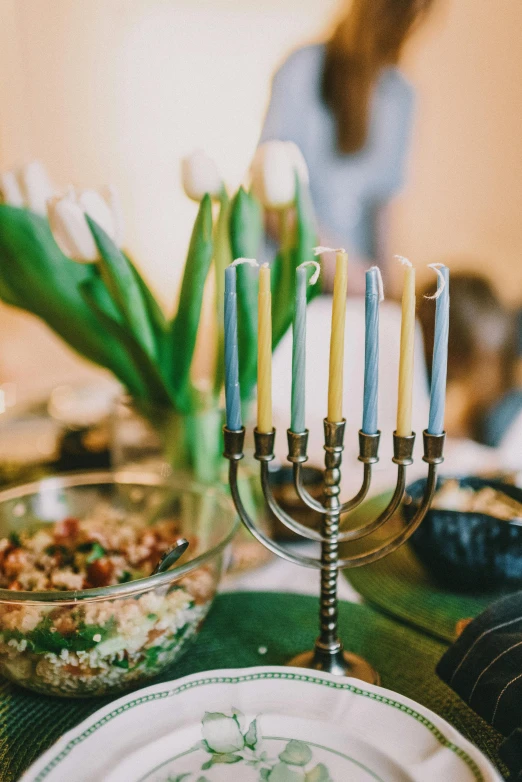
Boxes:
[244,718,259,750]
[203,753,242,767]
[305,764,332,782]
[0,206,144,396]
[127,256,169,348]
[278,740,313,767]
[85,541,106,563]
[268,762,306,782]
[81,277,174,406]
[170,195,213,410]
[229,187,262,400]
[87,217,157,359]
[213,190,232,396]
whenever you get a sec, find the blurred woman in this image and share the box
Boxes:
[260,0,434,288]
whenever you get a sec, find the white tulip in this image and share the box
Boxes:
[47,187,123,263]
[181,149,223,201]
[17,161,55,215]
[250,140,309,209]
[0,171,25,207]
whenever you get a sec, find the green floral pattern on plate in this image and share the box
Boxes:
[157,710,333,781]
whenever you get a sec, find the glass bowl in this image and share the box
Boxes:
[0,470,238,697]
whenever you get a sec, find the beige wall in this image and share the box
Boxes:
[0,0,521,397]
[394,0,522,300]
[1,0,521,302]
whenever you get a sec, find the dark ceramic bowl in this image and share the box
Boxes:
[404,476,522,591]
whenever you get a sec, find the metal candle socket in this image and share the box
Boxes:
[223,421,445,684]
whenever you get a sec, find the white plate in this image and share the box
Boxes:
[21,666,501,782]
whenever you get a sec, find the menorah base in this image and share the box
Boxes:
[287,647,380,685]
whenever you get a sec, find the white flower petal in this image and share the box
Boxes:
[284,141,309,185]
[250,140,298,209]
[77,189,116,239]
[182,149,223,201]
[0,171,24,207]
[104,185,125,247]
[47,194,99,262]
[201,712,245,754]
[18,161,55,215]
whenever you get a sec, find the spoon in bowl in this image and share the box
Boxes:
[152,538,189,575]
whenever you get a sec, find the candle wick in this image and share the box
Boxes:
[230,257,259,267]
[368,265,385,302]
[313,245,345,255]
[424,263,447,300]
[394,254,413,268]
[298,260,321,285]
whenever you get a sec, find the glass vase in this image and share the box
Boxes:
[110,396,273,572]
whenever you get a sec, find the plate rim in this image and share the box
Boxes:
[20,665,501,782]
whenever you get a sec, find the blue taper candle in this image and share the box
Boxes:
[291,261,321,433]
[224,265,242,431]
[362,267,381,434]
[291,266,307,433]
[428,265,450,435]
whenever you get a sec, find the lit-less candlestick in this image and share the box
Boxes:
[396,257,416,436]
[224,257,258,431]
[257,263,273,433]
[291,261,321,434]
[362,267,383,435]
[427,264,450,435]
[327,250,348,422]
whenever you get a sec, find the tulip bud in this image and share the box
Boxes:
[17,161,55,215]
[250,140,309,210]
[181,150,223,201]
[47,187,123,263]
[0,171,25,207]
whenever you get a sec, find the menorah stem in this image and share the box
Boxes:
[317,420,343,656]
[289,419,380,683]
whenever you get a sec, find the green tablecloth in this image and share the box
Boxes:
[0,592,506,781]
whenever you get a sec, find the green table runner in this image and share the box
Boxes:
[0,592,505,781]
[341,493,508,643]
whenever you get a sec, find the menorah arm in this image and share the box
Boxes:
[228,459,324,569]
[337,431,444,569]
[292,463,326,514]
[260,461,325,542]
[336,463,406,542]
[334,431,412,542]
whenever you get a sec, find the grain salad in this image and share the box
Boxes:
[0,504,216,696]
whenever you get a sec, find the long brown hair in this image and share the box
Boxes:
[322,0,434,154]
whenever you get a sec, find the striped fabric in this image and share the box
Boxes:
[438,591,522,779]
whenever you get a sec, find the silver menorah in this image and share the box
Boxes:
[223,422,445,684]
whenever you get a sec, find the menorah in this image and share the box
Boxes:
[222,251,449,684]
[224,421,445,684]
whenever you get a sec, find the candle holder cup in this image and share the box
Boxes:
[224,420,445,684]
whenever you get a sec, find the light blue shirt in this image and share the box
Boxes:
[260,44,415,261]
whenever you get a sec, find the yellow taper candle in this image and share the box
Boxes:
[327,250,348,422]
[257,263,273,432]
[396,257,416,436]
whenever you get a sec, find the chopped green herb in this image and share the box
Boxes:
[44,544,69,557]
[118,571,133,584]
[76,541,94,553]
[147,613,158,621]
[86,542,106,564]
[143,645,163,669]
[113,657,129,669]
[8,532,21,547]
